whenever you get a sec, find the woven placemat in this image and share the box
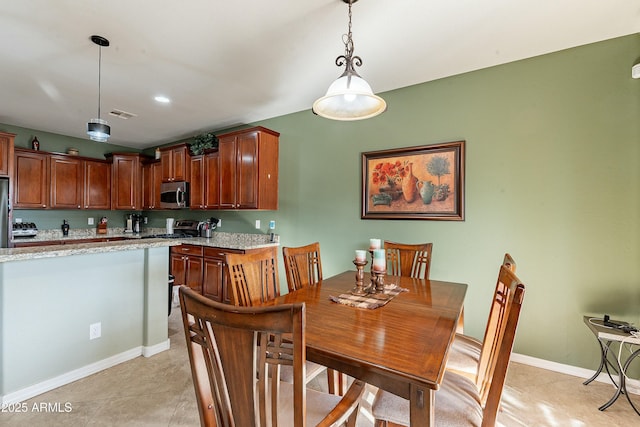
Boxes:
[329,284,408,309]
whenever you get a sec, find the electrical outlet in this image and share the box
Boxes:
[143,216,148,224]
[216,219,222,227]
[255,220,261,229]
[15,218,22,223]
[88,217,94,225]
[89,322,101,340]
[269,220,276,230]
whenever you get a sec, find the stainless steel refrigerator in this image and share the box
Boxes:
[0,178,9,248]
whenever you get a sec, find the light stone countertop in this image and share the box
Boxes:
[6,229,278,263]
[0,238,179,263]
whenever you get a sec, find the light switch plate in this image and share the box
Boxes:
[255,220,261,229]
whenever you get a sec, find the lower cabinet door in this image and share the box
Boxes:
[203,257,224,302]
[185,256,203,294]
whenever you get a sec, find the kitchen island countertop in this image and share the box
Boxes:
[7,231,278,262]
[0,238,180,263]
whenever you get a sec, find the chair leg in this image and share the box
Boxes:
[327,368,347,395]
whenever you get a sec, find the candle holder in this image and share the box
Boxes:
[351,259,369,295]
[370,269,390,300]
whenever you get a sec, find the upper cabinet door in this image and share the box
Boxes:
[216,127,279,210]
[109,153,143,210]
[13,149,49,209]
[0,132,15,178]
[218,136,237,209]
[236,131,259,209]
[50,154,83,209]
[161,144,190,182]
[84,159,111,209]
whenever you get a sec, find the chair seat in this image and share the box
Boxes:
[372,371,483,427]
[275,381,355,426]
[446,333,482,379]
[279,360,327,384]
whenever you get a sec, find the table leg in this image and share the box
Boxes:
[621,348,640,415]
[599,345,640,414]
[409,384,433,426]
[584,339,619,387]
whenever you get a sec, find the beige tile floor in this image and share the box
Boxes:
[2,303,640,427]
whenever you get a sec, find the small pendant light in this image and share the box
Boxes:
[312,0,386,121]
[87,35,111,142]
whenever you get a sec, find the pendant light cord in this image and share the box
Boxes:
[97,44,102,120]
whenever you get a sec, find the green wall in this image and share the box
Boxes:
[2,34,639,372]
[243,33,640,371]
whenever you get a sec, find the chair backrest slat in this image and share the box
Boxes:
[384,241,433,279]
[283,242,323,292]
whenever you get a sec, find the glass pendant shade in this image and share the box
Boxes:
[313,74,386,121]
[87,118,111,142]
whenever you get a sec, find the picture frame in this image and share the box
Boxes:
[361,141,465,220]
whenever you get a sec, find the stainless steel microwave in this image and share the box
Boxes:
[160,181,190,209]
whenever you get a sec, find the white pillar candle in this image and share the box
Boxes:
[355,250,367,262]
[369,238,381,250]
[372,249,386,271]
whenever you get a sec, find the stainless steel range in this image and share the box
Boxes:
[12,221,38,238]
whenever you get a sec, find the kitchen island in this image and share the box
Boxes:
[0,239,178,404]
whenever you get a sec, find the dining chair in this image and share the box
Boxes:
[371,264,526,426]
[283,242,346,395]
[225,246,281,307]
[282,242,323,292]
[179,286,366,427]
[383,240,433,279]
[226,246,331,391]
[446,253,518,380]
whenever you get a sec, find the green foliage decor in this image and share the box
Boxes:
[190,132,219,155]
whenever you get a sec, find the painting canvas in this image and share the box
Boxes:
[361,141,465,220]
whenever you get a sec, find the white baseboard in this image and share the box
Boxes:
[1,341,170,405]
[511,352,640,395]
[142,339,170,358]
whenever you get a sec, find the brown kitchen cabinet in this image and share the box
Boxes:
[0,131,15,178]
[84,159,111,209]
[107,153,147,210]
[50,154,83,209]
[170,244,204,294]
[35,154,111,210]
[189,151,219,210]
[142,160,161,210]
[13,148,49,209]
[202,247,239,303]
[170,244,254,303]
[160,144,190,183]
[218,126,279,210]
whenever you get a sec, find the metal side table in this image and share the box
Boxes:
[583,315,640,415]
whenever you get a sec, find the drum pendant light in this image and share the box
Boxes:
[312,0,386,121]
[87,35,111,142]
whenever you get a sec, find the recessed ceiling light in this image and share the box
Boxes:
[154,95,171,103]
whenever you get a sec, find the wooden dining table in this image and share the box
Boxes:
[267,270,467,427]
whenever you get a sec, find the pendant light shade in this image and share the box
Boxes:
[313,74,386,121]
[87,35,111,142]
[87,118,111,143]
[312,0,386,121]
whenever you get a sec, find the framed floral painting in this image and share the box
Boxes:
[361,141,465,220]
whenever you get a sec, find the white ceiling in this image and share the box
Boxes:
[1,0,639,150]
